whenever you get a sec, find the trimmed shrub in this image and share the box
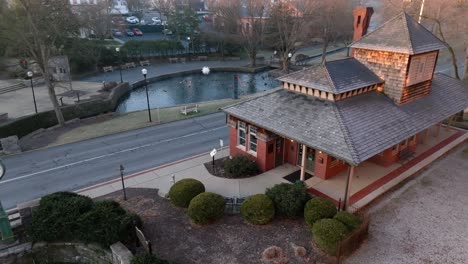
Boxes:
[265,182,311,218]
[334,211,362,232]
[28,192,93,242]
[28,192,141,247]
[312,219,348,256]
[240,194,275,225]
[224,155,259,178]
[168,178,205,208]
[131,253,176,264]
[187,192,225,224]
[304,197,337,226]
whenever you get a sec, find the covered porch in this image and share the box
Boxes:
[305,125,467,209]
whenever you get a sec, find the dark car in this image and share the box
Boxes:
[132,28,143,36]
[126,29,134,37]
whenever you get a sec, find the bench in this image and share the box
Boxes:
[180,104,198,115]
[398,148,415,164]
[168,57,178,63]
[140,60,150,66]
[103,66,114,72]
[197,56,208,61]
[179,58,186,63]
[124,62,136,69]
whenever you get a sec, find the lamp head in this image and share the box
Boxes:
[27,71,33,78]
[187,37,190,41]
[142,68,147,76]
[288,52,292,58]
[115,47,120,52]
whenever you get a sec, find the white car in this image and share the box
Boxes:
[152,17,162,25]
[126,16,139,24]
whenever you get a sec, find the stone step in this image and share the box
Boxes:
[0,83,26,95]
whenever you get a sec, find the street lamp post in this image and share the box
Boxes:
[142,68,152,123]
[287,52,293,74]
[116,47,123,83]
[27,71,38,113]
[187,37,191,55]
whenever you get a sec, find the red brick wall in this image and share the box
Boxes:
[314,152,349,180]
[369,134,419,166]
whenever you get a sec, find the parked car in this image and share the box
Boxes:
[126,16,139,24]
[132,28,143,36]
[126,29,135,37]
[112,29,122,37]
[162,29,173,35]
[151,17,162,25]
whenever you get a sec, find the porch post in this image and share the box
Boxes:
[435,123,441,138]
[446,116,453,131]
[343,165,356,211]
[300,144,307,181]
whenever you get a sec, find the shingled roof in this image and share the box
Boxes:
[278,58,383,94]
[223,73,468,165]
[349,12,447,54]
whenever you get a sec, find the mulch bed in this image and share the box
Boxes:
[99,188,335,264]
[204,157,260,179]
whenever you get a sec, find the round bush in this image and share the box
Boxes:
[265,182,311,218]
[312,219,348,256]
[224,155,259,178]
[187,192,225,224]
[28,192,93,242]
[334,211,362,231]
[240,194,275,225]
[131,253,176,264]
[168,178,205,207]
[304,197,337,226]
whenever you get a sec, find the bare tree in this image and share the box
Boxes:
[1,0,80,125]
[207,0,241,59]
[76,1,112,39]
[265,1,308,71]
[463,45,468,83]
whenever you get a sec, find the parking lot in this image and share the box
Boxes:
[347,143,468,264]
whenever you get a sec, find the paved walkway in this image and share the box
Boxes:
[78,147,294,199]
[80,59,250,84]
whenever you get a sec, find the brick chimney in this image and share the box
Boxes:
[353,6,374,42]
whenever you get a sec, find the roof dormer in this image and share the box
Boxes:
[278,58,383,101]
[350,12,446,104]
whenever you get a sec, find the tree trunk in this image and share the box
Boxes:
[250,49,257,67]
[282,57,289,72]
[463,45,468,83]
[44,73,65,126]
[321,38,328,64]
[447,45,460,80]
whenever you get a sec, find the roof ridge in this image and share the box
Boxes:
[349,11,405,48]
[323,63,338,93]
[331,104,361,165]
[402,12,414,54]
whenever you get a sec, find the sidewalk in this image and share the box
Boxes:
[77,147,294,199]
[80,59,250,84]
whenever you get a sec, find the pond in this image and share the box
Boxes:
[116,71,279,113]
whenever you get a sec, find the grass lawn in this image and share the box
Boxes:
[50,99,239,147]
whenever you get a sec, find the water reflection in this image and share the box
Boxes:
[116,71,279,113]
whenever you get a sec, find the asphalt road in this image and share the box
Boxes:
[0,112,228,210]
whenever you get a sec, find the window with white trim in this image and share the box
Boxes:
[249,125,257,153]
[238,121,246,148]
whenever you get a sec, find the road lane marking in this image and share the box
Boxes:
[0,126,226,185]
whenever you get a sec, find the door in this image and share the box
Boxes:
[297,144,316,174]
[275,138,284,167]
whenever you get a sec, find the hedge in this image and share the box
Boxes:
[304,197,337,226]
[265,182,311,218]
[334,211,362,232]
[168,178,205,208]
[312,219,348,256]
[187,192,225,224]
[131,253,177,264]
[240,194,275,225]
[28,192,141,247]
[224,155,259,178]
[0,83,129,139]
